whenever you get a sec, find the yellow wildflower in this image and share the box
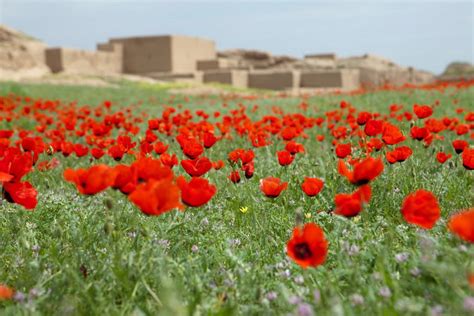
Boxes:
[240,206,249,214]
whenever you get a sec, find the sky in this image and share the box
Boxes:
[0,0,472,74]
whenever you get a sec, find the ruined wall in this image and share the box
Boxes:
[300,69,360,90]
[203,70,248,88]
[171,36,216,73]
[303,53,337,69]
[109,36,172,74]
[248,70,300,90]
[44,48,62,73]
[106,35,215,75]
[357,68,411,88]
[45,46,122,75]
[197,58,239,71]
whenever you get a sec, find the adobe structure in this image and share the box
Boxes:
[99,35,216,76]
[40,33,435,91]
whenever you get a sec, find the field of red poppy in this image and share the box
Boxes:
[0,81,473,315]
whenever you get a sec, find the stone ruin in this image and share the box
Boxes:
[99,35,216,78]
[197,50,434,91]
[1,24,440,91]
[45,44,123,75]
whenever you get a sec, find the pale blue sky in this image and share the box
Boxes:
[0,0,472,74]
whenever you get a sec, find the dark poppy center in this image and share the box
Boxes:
[355,178,370,186]
[2,188,13,203]
[294,242,312,259]
[80,179,88,189]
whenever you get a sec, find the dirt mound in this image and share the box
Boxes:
[442,62,474,76]
[335,54,434,87]
[439,62,474,81]
[0,24,51,80]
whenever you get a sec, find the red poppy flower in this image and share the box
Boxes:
[203,132,218,148]
[91,147,105,160]
[0,130,14,139]
[3,181,37,210]
[0,149,33,182]
[386,146,413,164]
[140,140,153,156]
[259,177,288,198]
[401,189,440,229]
[367,138,384,151]
[436,152,452,164]
[357,111,372,125]
[455,124,469,136]
[21,137,37,152]
[335,143,351,158]
[410,126,430,141]
[0,285,14,300]
[148,119,160,130]
[60,142,74,157]
[228,148,243,164]
[133,157,173,182]
[229,171,241,183]
[160,153,178,168]
[285,141,305,154]
[364,119,383,136]
[301,177,324,197]
[64,164,116,195]
[0,172,13,182]
[281,127,298,140]
[338,157,384,185]
[154,141,168,155]
[108,145,125,161]
[413,104,433,119]
[462,148,474,170]
[139,141,153,155]
[334,185,371,217]
[382,123,406,145]
[212,160,225,170]
[452,140,468,154]
[145,129,158,143]
[117,135,136,152]
[242,162,254,179]
[277,150,294,166]
[112,164,137,195]
[240,149,255,165]
[129,178,183,216]
[448,208,474,243]
[177,176,217,207]
[182,140,204,159]
[181,157,212,177]
[287,222,328,268]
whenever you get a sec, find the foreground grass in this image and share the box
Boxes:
[0,82,473,315]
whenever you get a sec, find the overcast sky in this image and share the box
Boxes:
[0,0,472,74]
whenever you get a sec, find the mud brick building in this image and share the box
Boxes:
[41,31,434,92]
[101,35,215,75]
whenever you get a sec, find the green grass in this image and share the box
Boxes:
[0,81,473,315]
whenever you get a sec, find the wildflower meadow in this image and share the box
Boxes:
[0,81,473,315]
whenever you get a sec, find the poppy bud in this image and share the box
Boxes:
[104,222,114,235]
[104,199,113,210]
[295,207,304,227]
[46,145,54,155]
